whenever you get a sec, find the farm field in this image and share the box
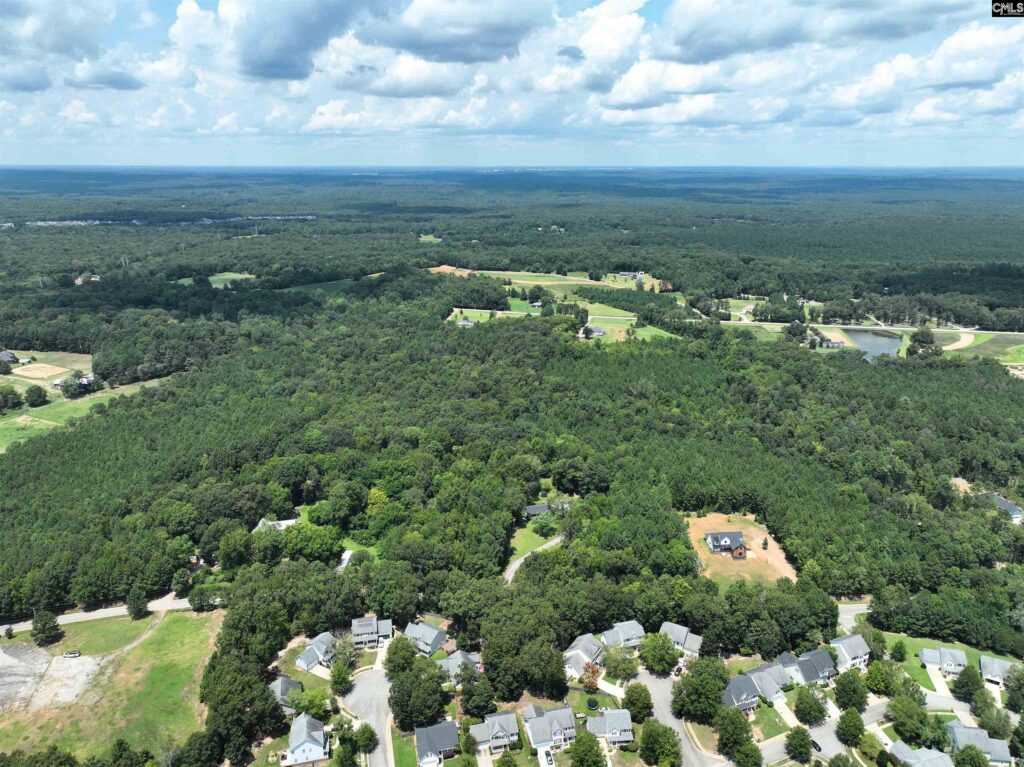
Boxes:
[0,610,221,758]
[0,378,162,453]
[686,513,797,586]
[0,350,93,393]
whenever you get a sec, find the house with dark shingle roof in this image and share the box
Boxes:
[523,705,577,750]
[564,633,604,679]
[405,621,446,656]
[705,531,747,559]
[436,650,481,686]
[586,709,634,746]
[415,721,459,767]
[947,722,1012,767]
[746,663,789,701]
[778,648,837,686]
[281,713,331,767]
[722,675,760,713]
[659,622,703,658]
[0,351,16,364]
[269,675,303,717]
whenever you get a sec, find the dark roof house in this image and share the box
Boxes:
[269,675,303,716]
[405,621,446,656]
[564,633,604,678]
[722,675,760,712]
[415,721,460,767]
[779,648,837,685]
[523,705,577,749]
[947,722,1011,766]
[705,531,747,558]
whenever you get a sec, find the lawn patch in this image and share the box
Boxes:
[393,728,418,767]
[753,703,790,741]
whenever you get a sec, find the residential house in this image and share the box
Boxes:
[601,620,646,650]
[436,650,482,685]
[705,531,747,559]
[415,721,460,767]
[659,622,703,658]
[745,663,790,702]
[721,675,760,713]
[456,319,475,328]
[335,550,353,573]
[979,655,1018,686]
[947,722,1012,767]
[778,648,837,686]
[296,632,336,671]
[888,741,954,767]
[919,648,967,677]
[820,340,845,349]
[522,705,577,750]
[469,712,520,754]
[255,517,298,533]
[0,351,16,364]
[405,621,446,656]
[980,493,1023,525]
[564,633,604,679]
[830,634,871,672]
[524,503,550,518]
[351,615,393,649]
[268,675,303,717]
[586,709,634,746]
[280,713,331,767]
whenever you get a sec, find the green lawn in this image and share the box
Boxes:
[508,298,542,314]
[418,234,442,243]
[393,728,418,767]
[253,733,289,766]
[45,614,155,655]
[359,649,378,668]
[0,611,221,758]
[342,536,379,558]
[753,704,790,741]
[209,271,255,288]
[285,278,356,295]
[689,722,717,752]
[880,631,1020,689]
[510,522,554,561]
[0,378,162,453]
[567,689,619,714]
[725,656,763,674]
[281,645,332,691]
[941,332,1024,362]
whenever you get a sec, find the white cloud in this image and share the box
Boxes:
[59,99,99,124]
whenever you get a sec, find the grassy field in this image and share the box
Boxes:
[510,521,554,561]
[753,703,790,741]
[285,278,356,295]
[252,733,289,766]
[0,379,161,453]
[342,536,379,558]
[393,728,418,767]
[51,615,155,655]
[567,688,619,714]
[0,610,221,757]
[939,332,1024,362]
[418,234,442,243]
[689,722,718,752]
[725,655,764,674]
[210,271,255,287]
[281,644,332,691]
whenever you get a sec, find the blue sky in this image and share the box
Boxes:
[0,0,1021,167]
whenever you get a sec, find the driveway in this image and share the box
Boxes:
[837,603,870,632]
[1,593,191,634]
[636,669,726,767]
[504,537,563,584]
[924,667,952,698]
[345,667,393,767]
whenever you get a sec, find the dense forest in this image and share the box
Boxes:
[1,169,1023,764]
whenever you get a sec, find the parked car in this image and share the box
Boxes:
[546,752,554,765]
[672,666,683,677]
[63,650,81,658]
[811,741,822,753]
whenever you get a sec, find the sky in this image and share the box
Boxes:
[0,0,1022,167]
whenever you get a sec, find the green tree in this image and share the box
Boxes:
[24,385,48,407]
[1009,720,1024,759]
[888,695,927,744]
[890,640,907,663]
[355,723,379,754]
[865,660,900,696]
[331,660,354,695]
[497,753,517,767]
[671,657,729,724]
[835,670,868,711]
[287,688,332,720]
[733,741,763,767]
[1006,666,1024,714]
[604,645,640,682]
[217,528,252,571]
[953,745,988,767]
[171,567,192,597]
[786,727,812,764]
[30,610,62,646]
[952,666,984,702]
[461,674,497,719]
[715,706,754,758]
[569,730,605,767]
[837,708,865,746]
[830,755,855,767]
[389,657,447,731]
[793,687,827,726]
[639,719,682,767]
[639,632,679,675]
[623,683,653,723]
[126,584,148,620]
[385,635,417,679]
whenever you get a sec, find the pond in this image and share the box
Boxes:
[845,329,903,362]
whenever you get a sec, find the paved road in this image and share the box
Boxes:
[837,602,870,632]
[345,667,393,767]
[1,593,191,634]
[637,669,727,767]
[503,536,563,584]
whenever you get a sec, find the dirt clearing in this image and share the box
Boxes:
[942,332,975,351]
[12,363,68,379]
[429,265,472,276]
[686,513,797,585]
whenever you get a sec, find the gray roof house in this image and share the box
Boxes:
[352,615,393,648]
[947,722,1012,767]
[524,503,550,518]
[405,622,446,656]
[746,663,790,701]
[269,675,303,716]
[919,648,967,677]
[979,655,1018,686]
[564,633,604,679]
[281,713,331,767]
[523,705,577,749]
[722,675,760,712]
[296,632,336,671]
[254,517,298,533]
[0,351,16,364]
[586,709,634,746]
[705,532,747,558]
[830,634,871,672]
[415,721,460,767]
[780,648,837,685]
[470,712,520,753]
[437,650,481,685]
[659,622,703,657]
[601,620,646,649]
[889,741,954,767]
[981,493,1023,525]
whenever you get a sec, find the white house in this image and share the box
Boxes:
[281,713,331,767]
[564,633,603,679]
[405,621,446,656]
[296,632,336,671]
[351,615,393,649]
[586,709,634,746]
[830,634,871,672]
[523,705,577,750]
[600,620,645,650]
[659,622,703,658]
[919,647,967,678]
[947,722,1011,767]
